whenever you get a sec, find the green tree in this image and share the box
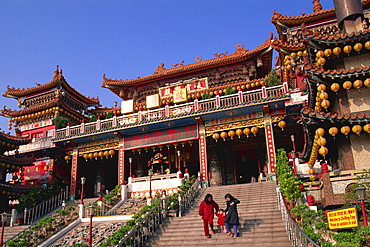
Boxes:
[52,117,70,129]
[264,69,281,87]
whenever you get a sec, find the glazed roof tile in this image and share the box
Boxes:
[271,1,370,27]
[0,154,34,166]
[3,67,100,105]
[304,28,370,43]
[305,65,370,77]
[302,107,370,122]
[271,39,305,51]
[102,35,273,88]
[0,182,33,193]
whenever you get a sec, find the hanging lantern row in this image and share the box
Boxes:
[81,150,116,162]
[212,127,259,142]
[326,79,370,94]
[283,50,308,71]
[0,141,18,149]
[0,163,18,169]
[316,41,370,62]
[1,191,22,196]
[315,89,330,112]
[130,141,194,154]
[9,107,81,124]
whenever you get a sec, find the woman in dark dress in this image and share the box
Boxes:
[224,193,240,238]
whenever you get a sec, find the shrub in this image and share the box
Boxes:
[264,69,281,87]
[52,117,70,129]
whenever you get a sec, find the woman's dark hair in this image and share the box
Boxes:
[204,194,214,204]
[225,193,235,200]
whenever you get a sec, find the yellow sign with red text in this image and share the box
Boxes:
[327,206,358,230]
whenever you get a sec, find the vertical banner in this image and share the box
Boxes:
[198,122,208,185]
[118,139,125,185]
[264,116,276,173]
[49,158,55,180]
[70,149,79,200]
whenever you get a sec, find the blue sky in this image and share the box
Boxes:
[0,0,335,132]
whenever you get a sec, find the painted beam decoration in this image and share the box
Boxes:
[124,126,198,149]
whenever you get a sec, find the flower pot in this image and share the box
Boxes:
[16,218,24,225]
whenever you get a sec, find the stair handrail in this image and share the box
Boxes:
[23,187,69,225]
[178,177,201,217]
[276,185,320,247]
[117,198,165,247]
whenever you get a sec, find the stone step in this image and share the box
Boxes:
[3,225,29,242]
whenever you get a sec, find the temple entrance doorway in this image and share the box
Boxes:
[79,154,118,198]
[208,132,267,185]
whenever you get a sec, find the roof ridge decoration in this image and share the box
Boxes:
[102,33,273,88]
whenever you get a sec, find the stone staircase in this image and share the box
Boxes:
[146,181,292,247]
[3,225,29,242]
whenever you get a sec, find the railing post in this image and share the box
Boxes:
[178,194,182,217]
[96,116,101,130]
[238,90,243,104]
[165,103,170,117]
[113,113,117,127]
[215,92,220,108]
[138,109,143,122]
[262,82,267,98]
[80,119,85,133]
[66,123,70,136]
[194,98,199,111]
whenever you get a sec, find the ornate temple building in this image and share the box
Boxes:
[0,0,368,209]
[272,0,370,208]
[0,131,33,212]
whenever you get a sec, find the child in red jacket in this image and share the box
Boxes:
[198,194,219,238]
[217,209,227,233]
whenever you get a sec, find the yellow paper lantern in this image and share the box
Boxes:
[109,150,116,157]
[297,51,303,57]
[365,41,370,49]
[235,129,243,139]
[317,57,326,66]
[321,99,330,109]
[303,50,308,56]
[319,92,328,100]
[220,132,228,141]
[318,137,327,147]
[316,128,325,137]
[291,52,297,58]
[309,168,316,175]
[343,45,352,54]
[251,127,259,136]
[310,175,317,181]
[363,124,370,134]
[278,120,286,130]
[319,146,328,157]
[324,49,332,57]
[329,127,338,138]
[228,130,236,140]
[354,43,363,52]
[317,84,326,92]
[88,153,94,160]
[93,152,99,160]
[243,128,251,137]
[316,50,324,58]
[212,133,220,142]
[83,153,89,161]
[98,151,104,159]
[333,47,341,55]
[343,81,352,90]
[352,125,362,135]
[330,83,340,93]
[364,78,370,88]
[341,126,351,136]
[353,80,363,89]
[104,150,109,158]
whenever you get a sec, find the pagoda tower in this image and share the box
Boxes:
[0,66,100,187]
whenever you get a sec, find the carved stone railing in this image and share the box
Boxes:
[54,85,287,140]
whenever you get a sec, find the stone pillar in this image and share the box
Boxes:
[264,116,277,174]
[69,148,79,200]
[118,138,125,185]
[197,120,209,187]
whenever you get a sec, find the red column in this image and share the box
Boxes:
[118,138,125,185]
[264,116,276,173]
[70,149,79,200]
[197,120,208,185]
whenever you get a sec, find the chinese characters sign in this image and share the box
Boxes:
[158,78,208,101]
[327,207,358,230]
[264,116,276,173]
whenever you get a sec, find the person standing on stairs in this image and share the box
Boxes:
[198,194,219,238]
[224,193,240,238]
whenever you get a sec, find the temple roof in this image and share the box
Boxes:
[272,39,305,52]
[0,154,34,166]
[0,182,33,193]
[305,65,370,78]
[3,66,100,106]
[0,131,30,146]
[303,27,370,44]
[302,107,370,123]
[102,34,274,97]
